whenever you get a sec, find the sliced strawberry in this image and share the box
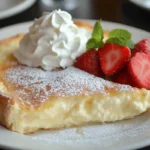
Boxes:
[133,39,150,55]
[74,49,104,77]
[113,67,133,86]
[98,43,131,75]
[128,52,150,89]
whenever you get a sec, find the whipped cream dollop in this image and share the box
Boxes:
[14,10,91,70]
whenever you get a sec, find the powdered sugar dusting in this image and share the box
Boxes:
[4,66,133,106]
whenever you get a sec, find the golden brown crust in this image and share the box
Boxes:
[0,92,13,131]
[74,20,93,30]
[0,34,24,46]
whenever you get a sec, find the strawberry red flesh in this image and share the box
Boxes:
[98,43,131,75]
[133,39,150,55]
[128,52,150,89]
[113,67,134,86]
[74,49,104,77]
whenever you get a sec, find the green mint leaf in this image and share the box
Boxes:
[106,37,135,49]
[86,20,104,50]
[92,21,103,41]
[86,39,97,50]
[108,29,131,40]
[86,38,104,50]
[126,39,135,49]
[106,37,127,46]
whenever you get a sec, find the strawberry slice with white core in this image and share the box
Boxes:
[128,52,150,89]
[98,43,131,75]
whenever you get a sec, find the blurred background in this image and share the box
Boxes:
[0,0,150,32]
[0,0,150,150]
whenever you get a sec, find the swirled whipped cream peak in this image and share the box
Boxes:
[14,9,91,70]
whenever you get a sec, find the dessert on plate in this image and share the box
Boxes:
[0,10,150,134]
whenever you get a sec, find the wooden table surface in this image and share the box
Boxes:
[0,0,150,149]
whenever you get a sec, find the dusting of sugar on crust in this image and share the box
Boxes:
[4,66,133,106]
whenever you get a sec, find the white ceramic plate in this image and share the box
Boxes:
[0,0,36,20]
[0,20,150,150]
[130,0,150,11]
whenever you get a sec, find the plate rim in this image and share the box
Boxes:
[0,19,150,150]
[129,0,150,11]
[0,0,36,20]
[0,19,150,40]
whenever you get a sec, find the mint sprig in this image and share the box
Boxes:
[86,21,135,50]
[108,29,131,40]
[92,21,103,42]
[86,20,104,50]
[86,38,103,50]
[106,29,135,49]
[126,39,135,49]
[106,37,127,46]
